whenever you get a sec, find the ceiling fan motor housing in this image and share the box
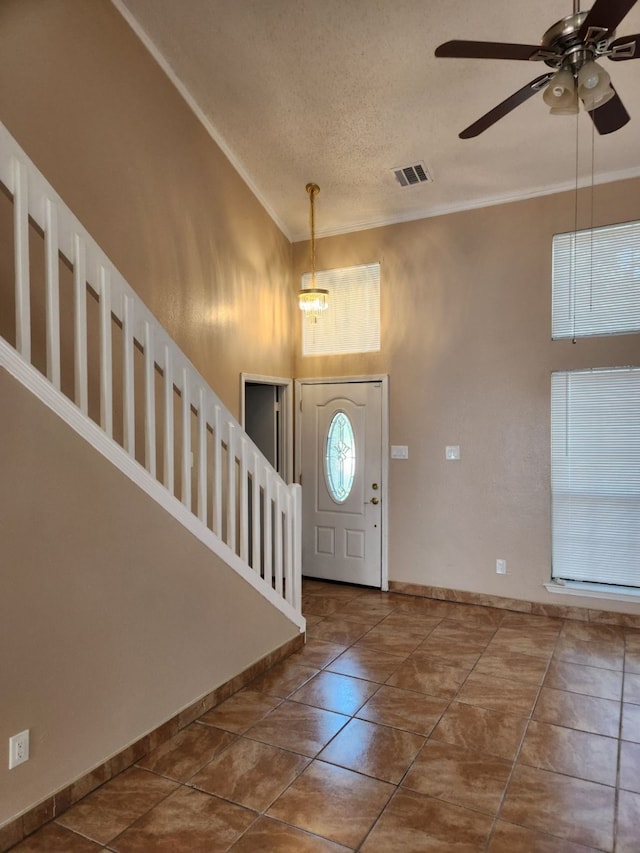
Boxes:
[540,12,612,73]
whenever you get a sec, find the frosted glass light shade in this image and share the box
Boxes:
[543,69,575,108]
[578,61,615,110]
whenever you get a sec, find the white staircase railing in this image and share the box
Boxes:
[0,121,303,627]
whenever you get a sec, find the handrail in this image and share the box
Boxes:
[0,120,303,626]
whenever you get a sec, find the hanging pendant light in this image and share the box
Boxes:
[298,183,328,323]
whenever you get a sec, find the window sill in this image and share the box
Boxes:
[545,580,640,604]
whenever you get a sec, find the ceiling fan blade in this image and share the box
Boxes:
[459,73,553,139]
[608,33,640,60]
[589,89,631,134]
[578,0,638,40]
[435,40,542,60]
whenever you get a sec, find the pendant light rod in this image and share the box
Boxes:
[306,182,320,286]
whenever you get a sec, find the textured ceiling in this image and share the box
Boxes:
[114,0,640,241]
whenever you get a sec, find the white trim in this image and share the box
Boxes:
[295,374,389,591]
[1,340,305,631]
[240,373,293,485]
[545,580,640,604]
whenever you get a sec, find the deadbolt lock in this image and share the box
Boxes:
[372,483,379,490]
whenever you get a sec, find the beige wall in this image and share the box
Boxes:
[0,368,298,826]
[293,179,640,615]
[0,0,295,417]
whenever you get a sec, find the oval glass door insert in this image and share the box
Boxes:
[325,411,356,502]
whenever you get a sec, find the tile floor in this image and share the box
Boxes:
[12,580,640,852]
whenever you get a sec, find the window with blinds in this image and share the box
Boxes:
[552,219,640,339]
[551,368,640,588]
[301,262,380,356]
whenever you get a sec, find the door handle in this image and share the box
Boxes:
[369,497,379,505]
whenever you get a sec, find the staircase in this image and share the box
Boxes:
[0,119,303,629]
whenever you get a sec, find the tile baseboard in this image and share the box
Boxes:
[0,632,304,852]
[389,581,640,629]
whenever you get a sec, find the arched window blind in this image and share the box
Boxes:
[301,262,380,356]
[552,219,640,339]
[551,367,640,588]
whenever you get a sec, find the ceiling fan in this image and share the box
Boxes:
[435,0,639,138]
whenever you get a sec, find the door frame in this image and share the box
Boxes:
[295,374,389,591]
[240,373,294,484]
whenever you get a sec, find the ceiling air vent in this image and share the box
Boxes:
[392,162,432,188]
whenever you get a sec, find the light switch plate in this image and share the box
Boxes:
[391,445,409,459]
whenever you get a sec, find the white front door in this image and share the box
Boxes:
[299,380,383,587]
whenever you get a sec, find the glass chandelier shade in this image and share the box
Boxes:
[298,287,329,316]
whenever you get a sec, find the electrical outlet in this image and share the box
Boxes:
[496,559,507,575]
[445,445,460,460]
[9,730,29,769]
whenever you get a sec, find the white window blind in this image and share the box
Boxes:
[302,262,380,356]
[552,219,640,339]
[551,368,640,588]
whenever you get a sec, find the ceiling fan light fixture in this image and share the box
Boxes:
[578,60,614,110]
[542,68,576,109]
[578,60,609,92]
